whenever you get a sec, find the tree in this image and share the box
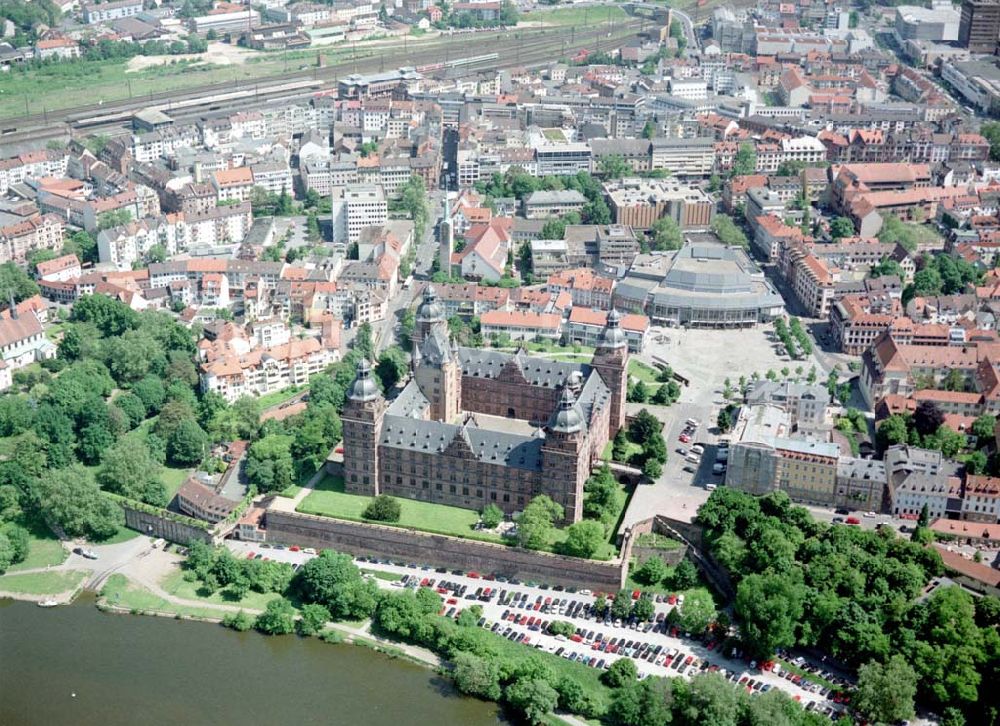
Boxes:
[734,572,804,658]
[635,556,669,586]
[912,266,944,297]
[918,503,930,528]
[294,550,378,620]
[732,142,757,177]
[452,651,502,700]
[711,214,748,247]
[166,418,208,466]
[354,323,374,358]
[642,119,656,140]
[540,217,566,240]
[678,589,717,633]
[297,603,331,636]
[649,215,683,251]
[914,400,946,438]
[96,437,166,506]
[611,590,633,620]
[627,379,649,403]
[983,121,1000,162]
[717,406,735,433]
[632,596,655,621]
[603,657,639,688]
[972,414,997,443]
[562,520,605,558]
[671,558,698,590]
[505,678,559,725]
[245,435,295,493]
[0,263,39,303]
[375,346,408,391]
[598,154,631,179]
[98,209,133,231]
[363,494,401,522]
[606,677,674,726]
[480,503,504,529]
[254,597,296,635]
[829,216,855,240]
[877,414,909,450]
[855,655,918,725]
[35,465,123,540]
[0,523,29,573]
[517,495,563,550]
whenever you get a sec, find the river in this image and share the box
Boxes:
[0,595,504,726]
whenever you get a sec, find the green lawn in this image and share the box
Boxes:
[255,385,306,410]
[298,475,617,559]
[361,568,404,582]
[100,573,236,619]
[634,532,684,552]
[629,359,664,383]
[277,484,303,498]
[6,522,66,572]
[161,466,191,499]
[298,475,504,544]
[97,525,141,545]
[601,439,642,463]
[0,569,87,595]
[160,569,291,612]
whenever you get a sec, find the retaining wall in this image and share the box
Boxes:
[265,510,627,591]
[123,506,215,545]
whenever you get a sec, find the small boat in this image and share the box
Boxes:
[37,599,59,608]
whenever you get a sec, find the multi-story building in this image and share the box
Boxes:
[564,308,649,353]
[959,0,1000,52]
[200,336,338,402]
[331,184,388,244]
[0,214,64,266]
[82,0,142,23]
[341,288,629,523]
[649,137,715,178]
[604,178,714,230]
[522,190,587,220]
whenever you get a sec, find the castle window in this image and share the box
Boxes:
[477,489,483,497]
[503,494,510,503]
[449,485,457,494]
[490,492,497,501]
[436,482,442,491]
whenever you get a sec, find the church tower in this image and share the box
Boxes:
[342,359,386,495]
[415,284,446,347]
[591,309,629,435]
[414,325,462,423]
[541,386,589,524]
[439,195,453,278]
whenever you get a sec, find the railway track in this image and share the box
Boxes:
[0,19,645,146]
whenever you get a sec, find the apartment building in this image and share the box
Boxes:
[604,178,714,230]
[522,190,586,220]
[331,184,388,244]
[649,137,715,178]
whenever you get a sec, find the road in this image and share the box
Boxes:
[225,539,849,717]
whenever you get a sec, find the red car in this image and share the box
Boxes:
[570,634,583,643]
[289,546,300,552]
[467,571,480,579]
[632,590,641,600]
[667,594,677,605]
[679,434,691,443]
[447,597,457,605]
[246,552,256,559]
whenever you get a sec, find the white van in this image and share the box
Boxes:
[685,453,700,464]
[706,483,718,491]
[685,418,700,428]
[690,444,704,455]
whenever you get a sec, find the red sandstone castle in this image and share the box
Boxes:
[342,285,629,523]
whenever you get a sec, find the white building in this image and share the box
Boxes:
[331,184,387,244]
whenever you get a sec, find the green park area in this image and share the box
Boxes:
[160,569,289,613]
[5,522,67,572]
[100,573,233,619]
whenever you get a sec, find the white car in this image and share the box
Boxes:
[691,444,705,455]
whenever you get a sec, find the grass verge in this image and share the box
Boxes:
[160,569,290,612]
[100,573,235,619]
[6,522,66,572]
[0,569,87,595]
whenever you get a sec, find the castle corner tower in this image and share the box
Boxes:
[342,358,386,495]
[591,309,629,434]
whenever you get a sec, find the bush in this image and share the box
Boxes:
[603,658,638,688]
[480,503,504,529]
[548,620,577,637]
[297,603,331,636]
[254,597,296,635]
[363,494,401,522]
[221,610,254,632]
[670,558,698,591]
[634,556,669,586]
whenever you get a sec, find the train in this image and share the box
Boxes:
[67,79,325,129]
[416,52,500,74]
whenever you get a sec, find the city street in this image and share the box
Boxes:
[225,540,848,717]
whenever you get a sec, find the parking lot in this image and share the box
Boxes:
[225,541,850,717]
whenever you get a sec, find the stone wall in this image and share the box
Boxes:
[266,510,627,591]
[123,506,214,545]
